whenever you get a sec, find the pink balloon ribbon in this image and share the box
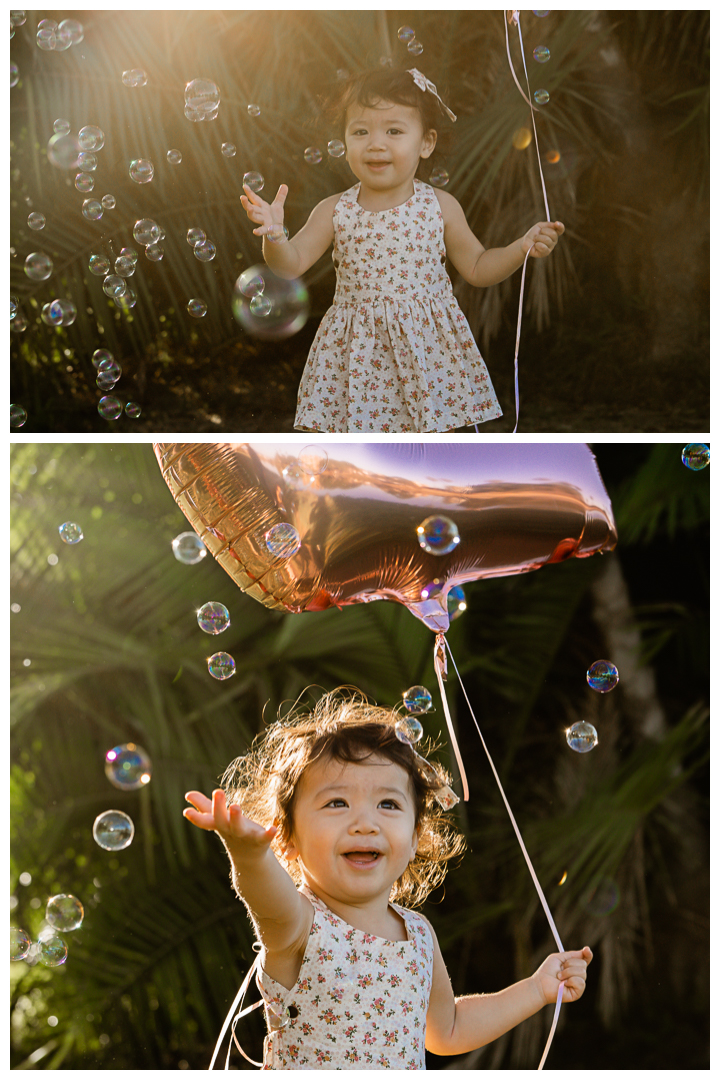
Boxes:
[504,11,553,433]
[443,636,566,1069]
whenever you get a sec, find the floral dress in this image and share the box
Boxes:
[294,178,502,434]
[256,887,434,1069]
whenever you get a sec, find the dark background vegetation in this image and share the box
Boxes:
[10,442,709,1068]
[10,10,709,434]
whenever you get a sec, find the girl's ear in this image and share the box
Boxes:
[421,129,438,158]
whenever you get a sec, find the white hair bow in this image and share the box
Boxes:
[406,68,457,123]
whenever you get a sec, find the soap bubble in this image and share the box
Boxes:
[124,402,141,417]
[402,686,433,715]
[585,877,620,916]
[122,68,147,87]
[167,148,182,164]
[145,243,164,261]
[121,246,139,266]
[37,25,57,50]
[75,173,95,192]
[221,142,236,157]
[429,167,449,187]
[304,147,323,165]
[78,125,105,152]
[327,139,345,158]
[96,371,119,390]
[186,227,206,247]
[586,660,619,693]
[78,152,98,172]
[58,522,83,544]
[187,298,207,317]
[533,10,550,17]
[11,404,27,428]
[10,295,18,318]
[239,272,265,298]
[41,301,63,327]
[37,931,68,967]
[27,212,46,230]
[247,103,261,116]
[10,12,27,27]
[53,118,70,135]
[129,159,154,184]
[105,743,152,790]
[417,515,460,555]
[89,254,110,276]
[533,89,550,105]
[115,288,138,312]
[207,652,236,680]
[298,445,328,476]
[193,240,216,262]
[232,265,309,341]
[250,294,272,317]
[566,721,598,753]
[102,275,126,298]
[59,18,84,44]
[93,809,135,850]
[397,25,415,42]
[243,171,264,193]
[42,299,76,327]
[11,63,20,87]
[407,41,423,56]
[115,255,136,277]
[24,252,53,281]
[97,396,123,420]
[47,132,81,169]
[447,584,467,621]
[82,199,103,221]
[197,601,231,634]
[682,443,709,470]
[101,194,116,210]
[533,45,551,63]
[395,715,423,745]
[172,532,206,564]
[184,78,220,121]
[92,348,113,368]
[46,894,84,931]
[133,218,161,246]
[11,927,31,961]
[264,522,301,558]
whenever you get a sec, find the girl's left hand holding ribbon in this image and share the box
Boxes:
[522,220,565,258]
[531,946,593,1005]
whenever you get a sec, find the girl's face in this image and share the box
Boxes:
[344,99,437,192]
[284,752,418,907]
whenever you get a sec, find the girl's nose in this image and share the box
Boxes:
[350,813,378,833]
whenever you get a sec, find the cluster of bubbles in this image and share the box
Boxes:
[90,348,140,419]
[681,443,709,471]
[186,225,217,264]
[172,532,207,564]
[122,69,148,88]
[105,743,153,790]
[397,24,423,56]
[11,892,85,968]
[132,217,165,262]
[232,264,310,341]
[35,16,84,52]
[58,521,83,544]
[416,515,461,556]
[394,686,433,749]
[184,78,220,122]
[565,658,620,753]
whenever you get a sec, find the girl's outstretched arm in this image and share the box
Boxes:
[184,789,312,956]
[424,917,592,1054]
[240,184,339,279]
[436,188,564,288]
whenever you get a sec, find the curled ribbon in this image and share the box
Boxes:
[407,67,458,122]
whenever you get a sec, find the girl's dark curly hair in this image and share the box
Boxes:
[319,66,456,182]
[221,689,465,908]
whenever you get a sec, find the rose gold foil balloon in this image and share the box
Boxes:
[153,444,616,632]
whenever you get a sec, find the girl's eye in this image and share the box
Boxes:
[379,799,400,810]
[324,798,347,808]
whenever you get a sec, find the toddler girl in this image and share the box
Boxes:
[184,691,591,1069]
[241,66,563,434]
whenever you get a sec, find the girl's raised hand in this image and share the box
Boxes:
[522,220,565,258]
[240,183,288,238]
[184,789,277,851]
[531,946,593,1005]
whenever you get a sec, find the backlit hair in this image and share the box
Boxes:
[221,689,465,908]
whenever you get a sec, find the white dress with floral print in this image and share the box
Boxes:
[257,887,434,1069]
[294,179,502,434]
